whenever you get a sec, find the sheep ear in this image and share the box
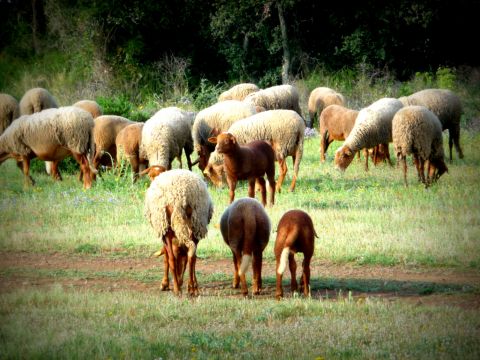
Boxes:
[210,127,221,137]
[344,148,352,156]
[208,136,217,144]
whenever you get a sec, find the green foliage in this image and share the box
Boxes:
[97,96,134,118]
[436,67,457,90]
[192,79,224,110]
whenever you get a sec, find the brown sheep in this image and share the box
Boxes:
[319,104,358,162]
[73,100,103,119]
[274,210,317,299]
[115,122,147,181]
[308,87,345,128]
[208,133,276,207]
[220,197,271,296]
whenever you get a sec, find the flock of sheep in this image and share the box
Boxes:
[0,83,464,297]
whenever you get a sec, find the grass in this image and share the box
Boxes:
[0,287,479,359]
[1,131,479,268]
[1,117,479,359]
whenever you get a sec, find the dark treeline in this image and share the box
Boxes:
[1,0,479,84]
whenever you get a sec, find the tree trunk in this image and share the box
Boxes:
[277,1,290,84]
[32,0,39,55]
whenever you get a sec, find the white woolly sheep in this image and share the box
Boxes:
[73,100,103,119]
[19,87,58,115]
[392,105,448,187]
[220,197,270,296]
[243,84,303,118]
[399,88,463,160]
[140,107,195,180]
[204,109,305,192]
[0,107,95,189]
[192,100,257,171]
[115,122,147,181]
[335,98,403,171]
[144,169,214,296]
[218,83,260,101]
[308,87,345,128]
[0,93,19,134]
[92,115,136,169]
[319,104,358,162]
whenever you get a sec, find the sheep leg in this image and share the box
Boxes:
[363,149,369,171]
[50,160,62,181]
[227,177,237,204]
[185,150,193,171]
[247,177,257,200]
[252,252,263,295]
[450,124,464,160]
[301,253,313,297]
[231,252,240,289]
[288,252,298,293]
[164,234,181,295]
[401,155,408,187]
[21,156,35,187]
[266,167,276,206]
[275,253,284,299]
[254,177,266,207]
[290,145,302,192]
[236,251,248,296]
[276,158,287,193]
[187,251,199,297]
[160,248,170,291]
[72,153,93,189]
[384,144,394,167]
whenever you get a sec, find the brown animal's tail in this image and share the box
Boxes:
[277,247,290,275]
[238,254,252,276]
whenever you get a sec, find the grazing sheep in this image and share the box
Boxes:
[192,100,257,171]
[319,104,358,162]
[115,122,147,181]
[140,107,195,180]
[19,87,58,115]
[243,84,303,118]
[206,109,305,192]
[399,88,463,160]
[218,83,260,101]
[220,197,270,295]
[92,115,136,169]
[202,149,225,187]
[392,105,448,187]
[275,209,317,299]
[308,87,346,128]
[0,93,19,134]
[209,133,276,207]
[73,100,103,119]
[0,107,95,189]
[335,98,403,171]
[144,169,214,296]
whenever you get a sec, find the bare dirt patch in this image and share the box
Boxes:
[1,251,478,308]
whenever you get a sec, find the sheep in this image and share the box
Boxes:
[192,100,257,171]
[308,87,346,128]
[92,115,136,170]
[399,88,464,160]
[319,104,358,162]
[274,209,317,299]
[208,133,276,207]
[0,93,19,134]
[392,105,448,187]
[19,87,58,115]
[220,197,270,296]
[243,84,303,118]
[140,107,195,180]
[335,98,403,171]
[73,100,103,119]
[115,122,147,181]
[205,109,305,192]
[0,106,95,189]
[144,169,214,296]
[218,83,260,101]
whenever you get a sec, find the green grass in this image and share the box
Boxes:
[1,131,479,268]
[0,287,479,359]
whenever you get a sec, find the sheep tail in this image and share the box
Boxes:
[238,254,252,276]
[277,247,290,275]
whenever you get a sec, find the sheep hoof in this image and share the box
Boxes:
[160,282,170,291]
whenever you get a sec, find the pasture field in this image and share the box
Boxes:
[1,131,480,359]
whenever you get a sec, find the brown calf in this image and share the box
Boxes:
[274,209,317,299]
[220,198,271,296]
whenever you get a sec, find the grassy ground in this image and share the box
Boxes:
[1,130,479,359]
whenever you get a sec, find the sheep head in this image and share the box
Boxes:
[140,165,167,181]
[335,145,355,171]
[208,132,237,155]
